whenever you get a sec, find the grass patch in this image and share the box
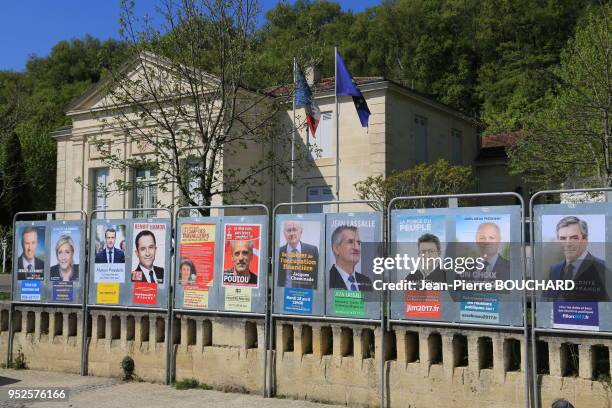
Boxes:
[173,378,212,390]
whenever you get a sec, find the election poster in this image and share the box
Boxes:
[179,223,216,309]
[130,222,167,304]
[274,213,325,316]
[15,224,46,281]
[454,214,511,282]
[454,213,511,324]
[395,214,446,319]
[277,219,320,289]
[222,224,261,288]
[49,224,81,283]
[541,214,607,302]
[325,212,382,319]
[93,223,127,283]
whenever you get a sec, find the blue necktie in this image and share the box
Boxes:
[348,275,357,291]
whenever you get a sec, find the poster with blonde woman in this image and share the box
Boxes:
[50,226,81,282]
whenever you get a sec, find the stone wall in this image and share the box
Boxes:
[1,302,612,407]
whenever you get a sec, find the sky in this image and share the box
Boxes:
[0,0,381,71]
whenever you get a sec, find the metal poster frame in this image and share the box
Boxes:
[267,200,384,407]
[172,204,270,396]
[85,207,173,383]
[8,210,87,369]
[387,192,528,408]
[529,187,612,408]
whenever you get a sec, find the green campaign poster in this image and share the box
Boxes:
[333,289,365,317]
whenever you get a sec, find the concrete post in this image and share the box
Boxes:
[493,336,505,382]
[312,325,323,358]
[34,310,41,340]
[549,341,563,377]
[353,327,364,361]
[578,344,592,380]
[149,316,156,350]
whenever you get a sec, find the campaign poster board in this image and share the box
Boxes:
[325,212,383,320]
[273,213,325,316]
[89,218,171,309]
[174,217,222,311]
[13,220,85,304]
[533,203,612,332]
[389,205,523,327]
[218,215,268,314]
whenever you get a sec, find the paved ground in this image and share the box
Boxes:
[0,369,338,408]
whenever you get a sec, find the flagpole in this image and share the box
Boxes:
[334,47,340,210]
[290,57,296,214]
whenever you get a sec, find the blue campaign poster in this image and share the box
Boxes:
[459,294,500,324]
[21,281,41,301]
[553,301,599,331]
[52,282,74,302]
[283,288,313,314]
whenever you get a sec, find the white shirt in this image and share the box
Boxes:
[335,264,359,291]
[139,265,158,284]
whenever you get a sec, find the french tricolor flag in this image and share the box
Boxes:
[294,65,321,136]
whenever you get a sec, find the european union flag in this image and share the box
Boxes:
[335,52,370,128]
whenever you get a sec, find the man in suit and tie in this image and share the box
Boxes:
[17,226,44,280]
[546,216,608,301]
[473,222,510,281]
[95,228,125,264]
[130,230,164,284]
[277,220,319,289]
[329,225,373,291]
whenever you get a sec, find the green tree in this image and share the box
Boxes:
[354,159,474,212]
[507,4,612,188]
[0,131,29,225]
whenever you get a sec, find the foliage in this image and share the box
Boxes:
[0,0,605,211]
[508,4,612,188]
[120,356,135,380]
[0,131,29,226]
[354,159,474,212]
[173,378,213,390]
[0,36,128,223]
[3,347,28,370]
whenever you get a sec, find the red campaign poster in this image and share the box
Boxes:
[178,224,216,287]
[405,290,441,319]
[134,282,158,305]
[222,224,261,288]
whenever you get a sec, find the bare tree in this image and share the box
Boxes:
[82,0,307,213]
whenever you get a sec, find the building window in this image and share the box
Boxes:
[134,169,157,218]
[310,111,333,159]
[451,129,462,164]
[92,168,109,219]
[307,186,334,213]
[415,115,428,163]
